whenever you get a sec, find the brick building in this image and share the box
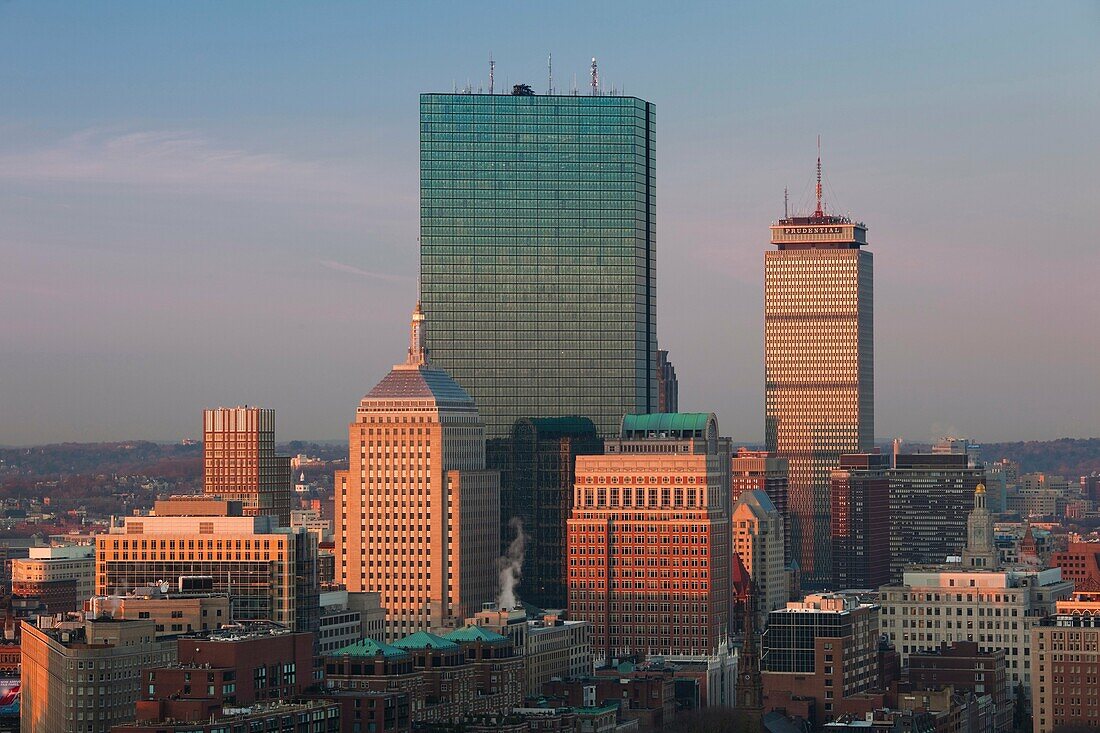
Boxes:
[761,593,882,727]
[568,413,730,662]
[907,641,1010,732]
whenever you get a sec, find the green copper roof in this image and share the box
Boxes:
[392,630,459,650]
[621,412,715,436]
[443,625,508,643]
[332,638,408,659]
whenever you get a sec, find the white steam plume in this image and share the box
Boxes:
[497,517,526,610]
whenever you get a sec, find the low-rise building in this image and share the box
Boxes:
[761,594,882,727]
[20,617,176,733]
[907,641,1010,732]
[112,699,341,733]
[89,585,231,637]
[324,626,523,725]
[469,606,593,696]
[318,588,364,656]
[11,544,95,614]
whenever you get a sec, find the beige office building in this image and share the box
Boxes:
[880,487,1073,693]
[20,617,175,733]
[203,406,294,526]
[336,303,499,639]
[732,489,787,627]
[11,544,95,613]
[95,498,319,633]
[766,207,874,586]
[88,589,231,637]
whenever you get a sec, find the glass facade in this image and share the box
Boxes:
[420,93,657,437]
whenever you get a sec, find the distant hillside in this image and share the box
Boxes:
[981,438,1100,478]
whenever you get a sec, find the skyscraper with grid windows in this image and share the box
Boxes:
[765,193,874,587]
[419,91,657,437]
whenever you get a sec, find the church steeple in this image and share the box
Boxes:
[406,301,429,367]
[735,582,764,721]
[961,483,999,569]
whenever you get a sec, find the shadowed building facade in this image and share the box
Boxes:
[420,92,657,437]
[830,453,890,590]
[487,417,603,611]
[336,304,499,639]
[766,208,874,587]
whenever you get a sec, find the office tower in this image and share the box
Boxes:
[420,91,657,437]
[567,413,730,661]
[765,183,874,586]
[487,417,603,611]
[909,641,1011,732]
[95,497,320,633]
[1032,591,1100,733]
[830,454,890,589]
[879,488,1073,693]
[931,436,982,468]
[336,304,499,639]
[761,593,881,725]
[888,453,983,578]
[20,617,176,733]
[731,449,791,564]
[656,349,679,413]
[10,544,94,615]
[731,490,787,626]
[203,406,293,526]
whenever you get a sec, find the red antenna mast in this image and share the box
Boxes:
[814,135,825,218]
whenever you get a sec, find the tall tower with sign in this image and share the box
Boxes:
[764,159,873,588]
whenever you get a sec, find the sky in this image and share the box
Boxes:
[1,1,1098,446]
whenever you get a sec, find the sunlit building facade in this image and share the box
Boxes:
[567,413,730,662]
[765,213,874,586]
[203,406,293,526]
[420,92,657,437]
[336,304,499,639]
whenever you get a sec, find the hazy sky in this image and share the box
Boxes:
[2,2,1098,446]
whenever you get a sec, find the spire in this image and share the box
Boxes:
[735,581,764,719]
[407,301,429,366]
[814,134,825,218]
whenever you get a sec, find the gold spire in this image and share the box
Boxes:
[975,483,986,494]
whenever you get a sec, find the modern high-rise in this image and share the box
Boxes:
[420,91,657,437]
[487,417,603,611]
[567,413,730,662]
[830,453,890,590]
[766,191,874,586]
[656,349,679,413]
[203,406,293,526]
[336,304,499,639]
[731,490,787,626]
[888,453,983,578]
[731,449,791,564]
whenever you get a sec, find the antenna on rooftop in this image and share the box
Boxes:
[815,135,825,217]
[572,72,577,95]
[784,186,789,219]
[591,57,599,96]
[548,52,553,94]
[489,53,495,95]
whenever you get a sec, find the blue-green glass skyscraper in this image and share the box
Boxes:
[420,91,657,437]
